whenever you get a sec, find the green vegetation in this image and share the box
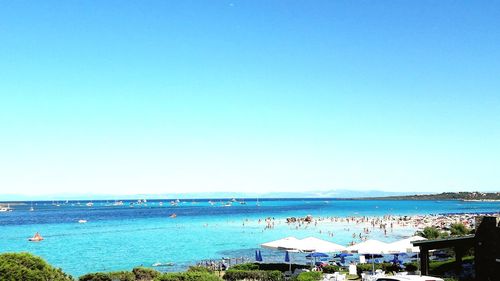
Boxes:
[228,263,259,271]
[0,252,74,281]
[79,273,112,281]
[418,226,443,239]
[186,266,215,274]
[155,272,222,281]
[223,270,283,281]
[402,262,418,272]
[292,271,321,281]
[228,262,308,272]
[133,267,161,281]
[360,191,500,200]
[416,222,471,240]
[321,265,340,273]
[449,223,471,236]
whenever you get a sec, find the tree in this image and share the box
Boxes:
[0,252,74,281]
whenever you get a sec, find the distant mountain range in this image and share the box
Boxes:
[2,190,499,202]
[1,189,425,201]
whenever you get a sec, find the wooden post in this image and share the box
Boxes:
[455,246,464,273]
[420,248,429,275]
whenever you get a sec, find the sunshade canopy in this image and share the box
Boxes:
[387,236,427,253]
[261,236,302,250]
[261,236,346,252]
[346,239,390,254]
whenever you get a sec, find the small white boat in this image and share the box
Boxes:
[152,262,174,267]
[86,202,93,207]
[78,219,87,223]
[113,201,124,206]
[0,204,13,212]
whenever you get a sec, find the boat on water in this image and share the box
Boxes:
[169,213,177,218]
[152,262,174,267]
[224,202,232,207]
[0,204,13,212]
[28,232,43,242]
[86,202,94,207]
[78,219,87,223]
[113,201,124,206]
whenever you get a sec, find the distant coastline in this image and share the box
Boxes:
[1,191,500,204]
[356,191,500,201]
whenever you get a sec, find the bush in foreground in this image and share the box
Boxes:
[133,267,161,281]
[228,263,259,271]
[321,265,340,273]
[79,273,112,281]
[186,265,215,274]
[292,271,321,281]
[222,269,283,281]
[0,252,74,281]
[155,272,222,281]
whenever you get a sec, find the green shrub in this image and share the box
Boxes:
[356,263,393,275]
[222,270,283,281]
[229,263,259,271]
[381,263,401,273]
[255,263,308,272]
[79,273,112,281]
[403,262,418,272]
[133,267,160,281]
[449,223,470,236]
[108,271,135,281]
[79,271,135,281]
[155,272,221,281]
[187,266,215,273]
[321,265,339,274]
[0,252,74,281]
[295,272,321,281]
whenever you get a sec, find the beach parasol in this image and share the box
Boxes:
[347,239,390,275]
[298,237,347,252]
[387,236,426,254]
[261,237,301,250]
[387,236,426,272]
[284,251,291,271]
[334,253,353,264]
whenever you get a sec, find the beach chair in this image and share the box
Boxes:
[348,264,356,275]
[335,273,346,281]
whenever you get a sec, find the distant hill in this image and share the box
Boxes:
[359,191,500,201]
[2,190,499,202]
[0,189,421,201]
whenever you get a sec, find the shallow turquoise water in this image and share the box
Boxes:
[0,199,498,277]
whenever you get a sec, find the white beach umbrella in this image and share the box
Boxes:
[387,236,426,254]
[347,239,390,274]
[261,236,302,250]
[347,239,389,254]
[299,237,347,253]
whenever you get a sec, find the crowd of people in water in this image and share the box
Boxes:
[237,212,493,246]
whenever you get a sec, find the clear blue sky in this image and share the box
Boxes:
[1,1,499,197]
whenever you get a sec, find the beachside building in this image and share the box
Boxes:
[412,216,500,281]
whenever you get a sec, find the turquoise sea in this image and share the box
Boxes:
[0,199,498,277]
